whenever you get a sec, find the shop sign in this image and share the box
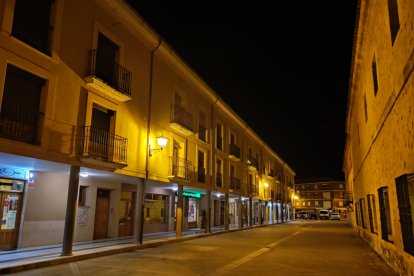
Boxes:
[175,191,201,198]
[0,167,28,180]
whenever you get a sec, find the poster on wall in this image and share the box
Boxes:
[188,198,197,222]
[77,207,88,225]
[1,194,18,230]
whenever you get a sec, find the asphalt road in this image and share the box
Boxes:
[9,221,397,275]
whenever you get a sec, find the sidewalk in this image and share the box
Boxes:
[0,224,247,273]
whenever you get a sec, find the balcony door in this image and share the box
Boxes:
[96,33,119,88]
[90,105,113,160]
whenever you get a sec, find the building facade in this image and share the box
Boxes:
[0,0,295,254]
[343,0,414,274]
[294,179,346,219]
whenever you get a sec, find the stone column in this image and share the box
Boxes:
[135,179,145,244]
[206,190,211,233]
[61,165,80,256]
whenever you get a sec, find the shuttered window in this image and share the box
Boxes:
[395,174,414,255]
[367,194,378,234]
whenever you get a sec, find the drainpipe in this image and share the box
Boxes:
[138,38,162,244]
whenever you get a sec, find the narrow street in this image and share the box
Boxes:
[8,221,396,276]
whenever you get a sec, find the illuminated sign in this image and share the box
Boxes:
[175,191,201,198]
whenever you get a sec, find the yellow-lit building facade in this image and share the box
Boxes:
[0,0,295,253]
[343,0,414,274]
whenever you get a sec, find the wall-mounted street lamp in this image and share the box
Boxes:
[149,135,168,156]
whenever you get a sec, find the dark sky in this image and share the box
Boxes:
[127,2,358,181]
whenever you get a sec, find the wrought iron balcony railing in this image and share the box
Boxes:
[0,103,43,145]
[230,177,241,190]
[169,156,192,180]
[87,50,132,96]
[79,126,127,164]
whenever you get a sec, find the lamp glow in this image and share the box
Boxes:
[149,135,169,156]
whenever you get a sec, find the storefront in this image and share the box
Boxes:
[0,169,27,250]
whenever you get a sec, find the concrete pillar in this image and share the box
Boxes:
[206,190,211,233]
[176,185,183,238]
[238,196,243,228]
[135,179,145,244]
[61,165,80,256]
[249,197,253,226]
[258,199,262,225]
[224,193,229,230]
[265,201,269,224]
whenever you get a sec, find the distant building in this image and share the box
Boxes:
[343,0,414,274]
[294,179,346,218]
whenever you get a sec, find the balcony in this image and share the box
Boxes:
[247,157,258,171]
[169,156,192,181]
[79,126,127,169]
[230,177,241,191]
[268,169,275,179]
[0,103,43,145]
[228,144,241,161]
[170,105,194,136]
[85,50,132,102]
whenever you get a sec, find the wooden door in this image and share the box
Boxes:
[118,191,135,237]
[0,192,23,250]
[94,189,110,240]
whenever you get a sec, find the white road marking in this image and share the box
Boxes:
[216,231,302,275]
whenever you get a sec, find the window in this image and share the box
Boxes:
[322,184,331,190]
[12,0,54,55]
[216,123,223,150]
[144,193,168,224]
[360,198,367,228]
[372,55,379,96]
[388,0,400,44]
[78,186,87,206]
[198,110,207,142]
[378,186,393,242]
[1,64,45,145]
[197,150,206,183]
[364,93,368,122]
[395,174,414,255]
[315,201,319,206]
[314,185,318,189]
[216,158,223,187]
[355,202,360,226]
[367,194,378,234]
[339,184,344,189]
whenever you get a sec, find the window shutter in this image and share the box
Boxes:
[395,174,414,255]
[367,195,375,233]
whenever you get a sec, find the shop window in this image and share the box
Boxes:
[378,186,393,242]
[144,193,168,224]
[395,174,414,255]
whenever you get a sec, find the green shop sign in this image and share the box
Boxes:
[175,191,201,198]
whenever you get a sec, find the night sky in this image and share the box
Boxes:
[127,2,358,181]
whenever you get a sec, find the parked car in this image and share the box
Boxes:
[318,209,330,220]
[330,212,340,220]
[309,213,317,219]
[298,211,308,219]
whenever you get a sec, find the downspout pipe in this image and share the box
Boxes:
[140,38,162,244]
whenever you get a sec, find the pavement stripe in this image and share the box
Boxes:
[216,230,302,275]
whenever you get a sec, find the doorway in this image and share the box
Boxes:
[118,191,135,237]
[94,189,110,239]
[0,191,23,250]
